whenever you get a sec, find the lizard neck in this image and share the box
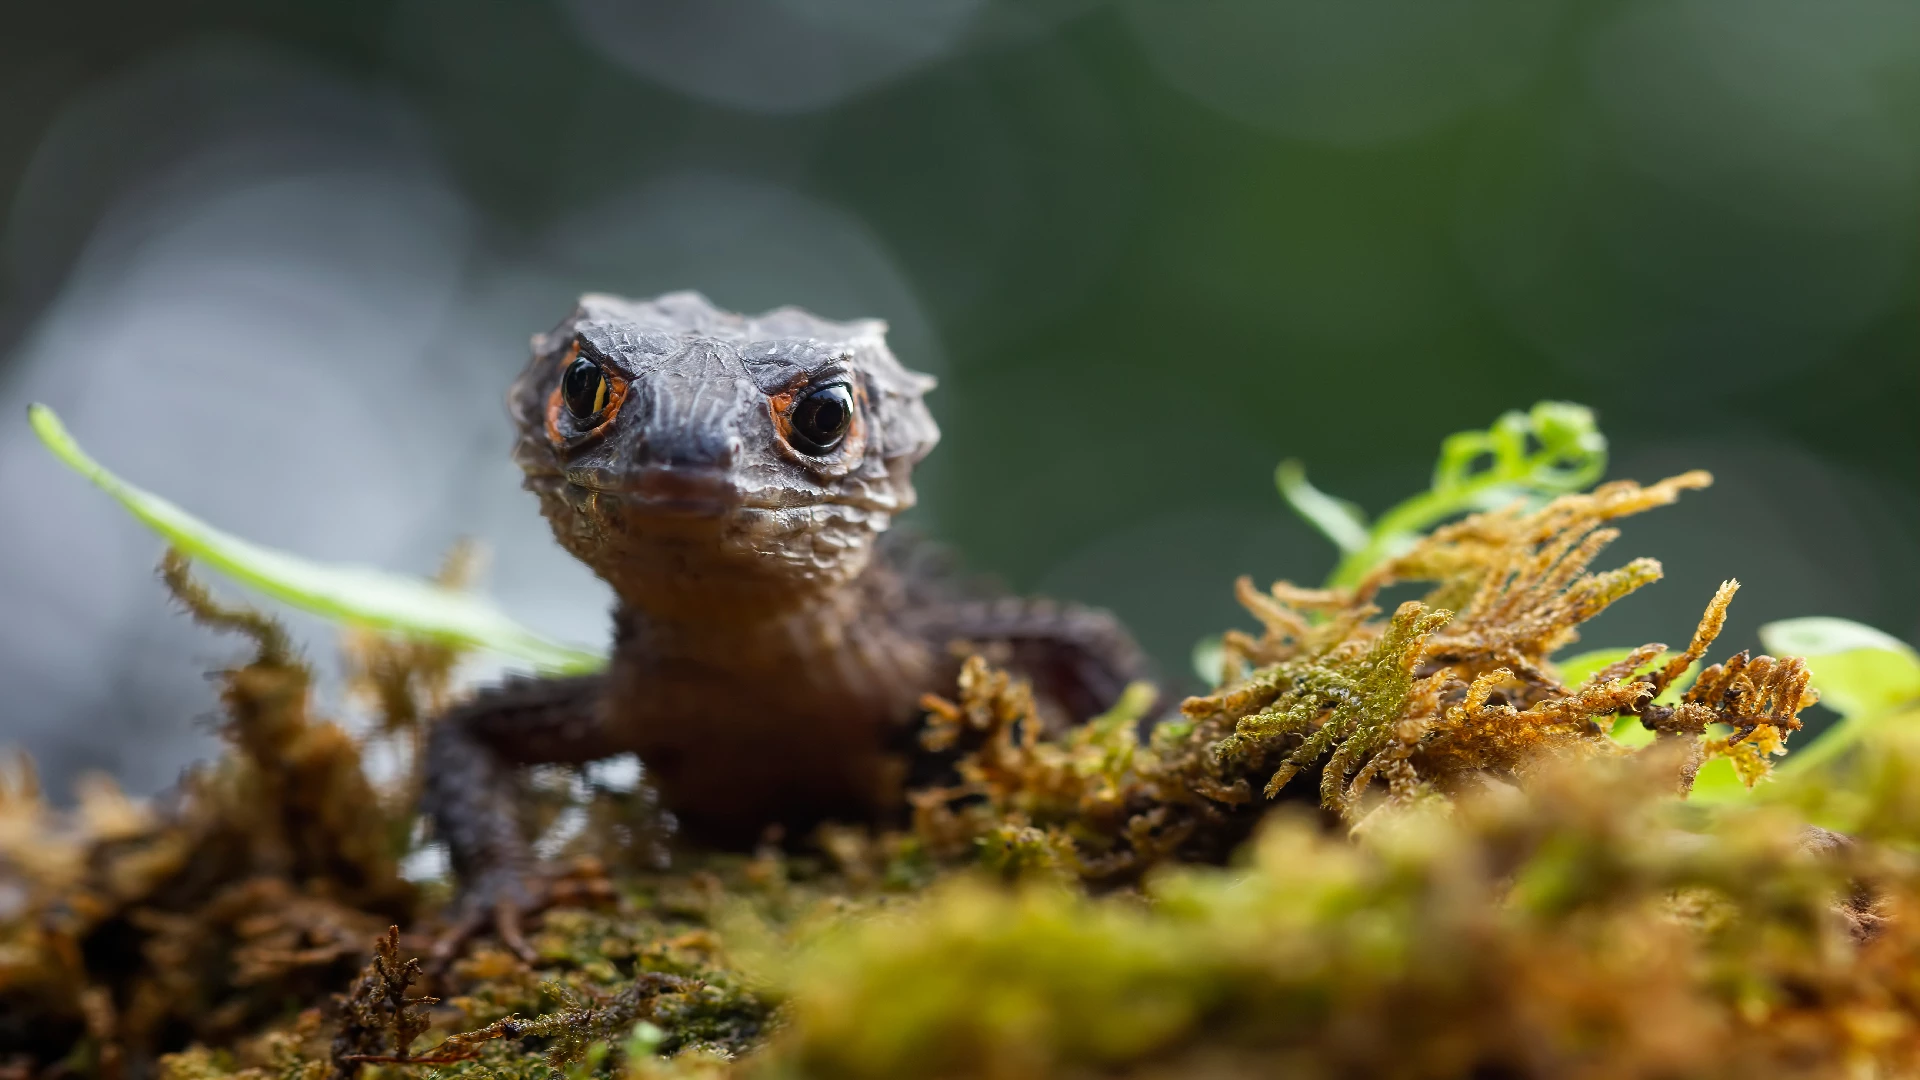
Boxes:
[616,578,860,655]
[610,566,934,696]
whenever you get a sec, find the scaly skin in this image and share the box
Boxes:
[423,292,1147,958]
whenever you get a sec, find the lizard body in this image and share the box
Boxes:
[423,292,1147,951]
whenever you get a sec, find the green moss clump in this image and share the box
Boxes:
[767,743,1920,1079]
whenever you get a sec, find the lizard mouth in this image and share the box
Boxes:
[565,465,739,517]
[561,465,903,518]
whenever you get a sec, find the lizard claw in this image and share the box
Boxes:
[428,858,616,973]
[430,869,546,971]
[493,898,536,964]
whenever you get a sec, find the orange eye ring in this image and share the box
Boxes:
[544,341,629,448]
[787,383,853,454]
[770,374,867,465]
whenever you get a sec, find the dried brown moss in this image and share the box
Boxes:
[149,739,1920,1080]
[329,926,435,1078]
[912,474,1817,881]
[0,471,1871,1080]
[0,550,780,1080]
[0,552,415,1072]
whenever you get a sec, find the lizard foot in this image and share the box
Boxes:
[431,867,545,970]
[429,858,618,972]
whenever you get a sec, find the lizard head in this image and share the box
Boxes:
[509,292,939,609]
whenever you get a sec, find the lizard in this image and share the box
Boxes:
[423,291,1150,960]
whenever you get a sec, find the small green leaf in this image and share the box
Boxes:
[1759,616,1919,661]
[1274,459,1370,554]
[1087,681,1160,737]
[1684,756,1750,803]
[1217,402,1610,688]
[1745,616,1920,787]
[1191,634,1235,688]
[1554,648,1637,689]
[1555,647,1696,700]
[1151,718,1194,746]
[1607,715,1656,748]
[1794,650,1920,723]
[625,1021,666,1061]
[1284,401,1608,588]
[1554,647,1694,749]
[28,403,606,674]
[1760,617,1920,721]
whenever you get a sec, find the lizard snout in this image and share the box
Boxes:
[564,462,739,517]
[630,375,749,472]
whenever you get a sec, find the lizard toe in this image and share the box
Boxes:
[430,868,547,971]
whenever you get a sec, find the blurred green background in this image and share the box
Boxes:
[1,0,1916,795]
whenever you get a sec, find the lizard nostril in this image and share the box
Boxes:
[720,436,743,467]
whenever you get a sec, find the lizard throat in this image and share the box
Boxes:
[532,476,891,612]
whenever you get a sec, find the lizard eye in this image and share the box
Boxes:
[562,356,610,421]
[789,383,853,454]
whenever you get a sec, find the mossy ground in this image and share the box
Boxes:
[6,472,1917,1080]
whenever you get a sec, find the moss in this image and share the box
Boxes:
[768,745,1920,1080]
[912,473,1815,884]
[4,417,1905,1080]
[330,927,436,1078]
[0,552,413,1068]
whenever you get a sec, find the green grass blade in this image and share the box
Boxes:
[28,403,606,674]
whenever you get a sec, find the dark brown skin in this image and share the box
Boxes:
[423,292,1148,959]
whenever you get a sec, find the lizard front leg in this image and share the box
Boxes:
[422,673,615,965]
